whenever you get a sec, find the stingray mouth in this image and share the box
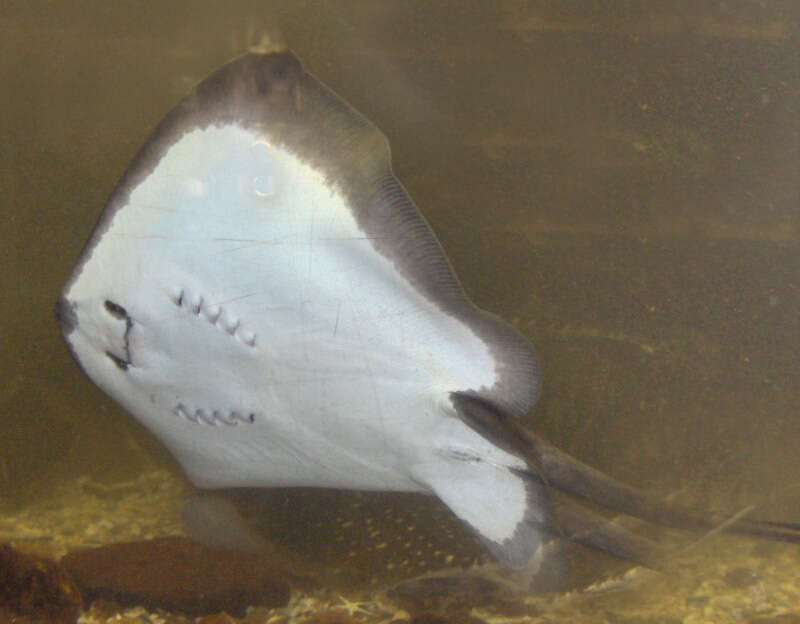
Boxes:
[102,299,133,370]
[173,402,256,427]
[55,295,136,375]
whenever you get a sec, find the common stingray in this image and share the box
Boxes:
[58,45,800,585]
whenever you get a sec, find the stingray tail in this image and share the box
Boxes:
[451,391,800,547]
[450,391,665,568]
[516,424,800,545]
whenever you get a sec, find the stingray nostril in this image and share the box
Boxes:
[104,300,128,320]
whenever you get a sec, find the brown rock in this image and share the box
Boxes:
[410,613,487,624]
[196,613,241,624]
[61,536,291,617]
[390,573,514,613]
[0,542,82,624]
[410,614,450,624]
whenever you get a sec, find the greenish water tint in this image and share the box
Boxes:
[1,2,799,619]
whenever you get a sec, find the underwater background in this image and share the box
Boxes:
[1,1,799,622]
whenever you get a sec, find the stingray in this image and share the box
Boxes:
[57,46,800,583]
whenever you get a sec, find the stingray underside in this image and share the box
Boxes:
[58,48,551,571]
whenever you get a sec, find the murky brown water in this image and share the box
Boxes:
[1,1,799,616]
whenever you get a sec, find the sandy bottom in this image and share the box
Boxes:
[2,470,800,624]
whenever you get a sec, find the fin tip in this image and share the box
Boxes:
[247,33,288,56]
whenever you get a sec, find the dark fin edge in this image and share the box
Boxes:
[476,469,550,571]
[452,391,800,553]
